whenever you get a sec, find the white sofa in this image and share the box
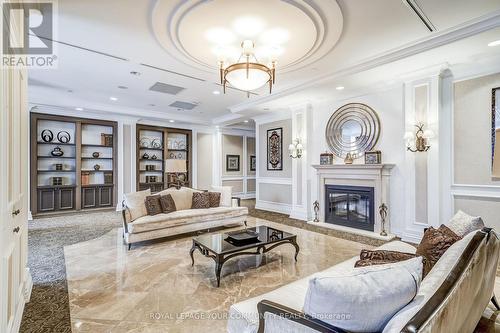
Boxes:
[122,187,248,249]
[228,227,499,333]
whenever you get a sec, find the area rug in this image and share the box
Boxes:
[20,211,121,333]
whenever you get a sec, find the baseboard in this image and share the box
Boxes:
[289,209,308,221]
[401,231,423,244]
[255,200,292,215]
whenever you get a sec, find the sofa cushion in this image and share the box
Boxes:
[158,187,201,211]
[303,257,423,333]
[144,195,162,216]
[124,189,151,222]
[128,206,248,234]
[209,192,221,208]
[416,225,461,277]
[227,239,418,333]
[159,194,176,214]
[446,210,485,237]
[382,230,478,332]
[192,192,210,209]
[210,186,232,207]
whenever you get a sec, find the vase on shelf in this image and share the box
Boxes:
[93,164,100,171]
[51,147,64,157]
[92,152,100,158]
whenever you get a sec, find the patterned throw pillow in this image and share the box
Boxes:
[159,194,176,214]
[416,224,461,277]
[208,192,221,208]
[144,195,162,216]
[192,192,210,209]
[355,250,419,268]
[446,210,485,237]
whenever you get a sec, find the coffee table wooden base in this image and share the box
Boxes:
[190,237,300,287]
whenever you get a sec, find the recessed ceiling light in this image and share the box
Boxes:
[110,97,118,101]
[169,120,175,123]
[213,90,221,95]
[336,86,345,90]
[263,108,270,111]
[130,71,141,76]
[75,107,84,111]
[118,85,128,89]
[488,40,500,47]
[244,120,249,123]
[67,89,73,93]
[149,103,155,107]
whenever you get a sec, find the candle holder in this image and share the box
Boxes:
[379,203,388,236]
[313,201,320,222]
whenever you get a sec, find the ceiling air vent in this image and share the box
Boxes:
[169,101,198,110]
[149,82,185,95]
[402,0,436,32]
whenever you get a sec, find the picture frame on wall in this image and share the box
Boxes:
[226,154,240,172]
[267,127,283,171]
[250,155,256,171]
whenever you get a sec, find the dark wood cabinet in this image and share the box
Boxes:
[31,113,117,216]
[81,185,113,209]
[37,186,75,212]
[136,124,192,193]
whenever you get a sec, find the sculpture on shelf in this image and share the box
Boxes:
[93,164,100,171]
[379,203,388,236]
[41,129,54,142]
[344,152,354,164]
[313,201,320,222]
[51,147,64,157]
[151,154,158,160]
[57,131,71,143]
[92,152,100,158]
[142,152,149,159]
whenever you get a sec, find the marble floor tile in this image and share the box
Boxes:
[65,217,499,332]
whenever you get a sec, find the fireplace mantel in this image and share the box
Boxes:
[312,164,395,235]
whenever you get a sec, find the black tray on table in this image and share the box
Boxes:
[225,229,260,246]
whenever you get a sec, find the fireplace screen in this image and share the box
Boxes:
[325,185,374,231]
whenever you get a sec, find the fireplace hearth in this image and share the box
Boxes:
[325,185,374,231]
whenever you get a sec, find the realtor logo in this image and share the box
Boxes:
[2,1,57,68]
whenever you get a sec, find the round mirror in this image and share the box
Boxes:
[325,103,380,158]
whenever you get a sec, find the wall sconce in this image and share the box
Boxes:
[289,138,304,158]
[404,123,434,152]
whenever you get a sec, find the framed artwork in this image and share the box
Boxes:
[226,154,240,172]
[364,150,382,164]
[267,127,283,170]
[250,155,256,171]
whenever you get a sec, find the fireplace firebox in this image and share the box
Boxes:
[325,185,374,231]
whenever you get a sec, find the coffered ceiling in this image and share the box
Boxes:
[28,0,500,127]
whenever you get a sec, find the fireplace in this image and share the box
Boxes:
[325,185,375,231]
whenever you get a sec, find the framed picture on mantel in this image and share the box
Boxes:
[267,127,283,171]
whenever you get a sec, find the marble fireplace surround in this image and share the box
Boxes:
[312,164,395,235]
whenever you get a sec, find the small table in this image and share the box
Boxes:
[190,226,299,287]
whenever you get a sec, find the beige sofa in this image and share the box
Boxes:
[122,187,248,249]
[228,227,499,333]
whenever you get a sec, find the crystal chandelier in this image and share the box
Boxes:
[219,40,276,96]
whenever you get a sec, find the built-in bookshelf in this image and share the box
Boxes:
[136,124,192,193]
[30,113,117,216]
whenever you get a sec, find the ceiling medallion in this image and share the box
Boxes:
[219,40,276,97]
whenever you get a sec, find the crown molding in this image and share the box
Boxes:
[229,10,500,113]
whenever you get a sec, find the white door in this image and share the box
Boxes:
[0,4,31,333]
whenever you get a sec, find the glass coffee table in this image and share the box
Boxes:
[190,226,299,287]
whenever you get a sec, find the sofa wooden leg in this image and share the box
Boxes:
[128,243,132,251]
[492,295,500,311]
[244,220,247,227]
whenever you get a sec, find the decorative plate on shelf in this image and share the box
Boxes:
[151,139,162,149]
[139,137,151,148]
